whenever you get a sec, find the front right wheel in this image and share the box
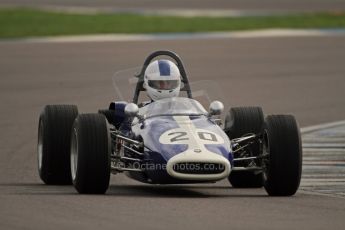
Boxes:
[71,114,111,194]
[263,115,302,196]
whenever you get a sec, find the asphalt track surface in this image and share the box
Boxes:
[1,36,345,229]
[301,122,345,197]
[1,0,345,12]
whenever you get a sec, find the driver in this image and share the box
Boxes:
[143,59,181,101]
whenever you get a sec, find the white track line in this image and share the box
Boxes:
[0,5,323,17]
[22,6,287,17]
[2,29,345,44]
[301,119,345,134]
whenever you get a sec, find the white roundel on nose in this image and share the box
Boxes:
[159,116,224,148]
[162,116,231,181]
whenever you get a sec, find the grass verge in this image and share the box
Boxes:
[1,8,345,38]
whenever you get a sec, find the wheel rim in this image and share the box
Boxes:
[70,128,78,181]
[38,120,43,171]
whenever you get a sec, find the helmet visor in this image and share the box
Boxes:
[148,80,179,90]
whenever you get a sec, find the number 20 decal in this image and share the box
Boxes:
[168,132,188,142]
[198,131,217,142]
[168,131,218,142]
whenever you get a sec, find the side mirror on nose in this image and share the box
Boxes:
[124,103,139,117]
[209,101,224,116]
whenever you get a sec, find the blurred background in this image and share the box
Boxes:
[1,1,345,230]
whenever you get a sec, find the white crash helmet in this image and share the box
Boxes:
[144,59,181,101]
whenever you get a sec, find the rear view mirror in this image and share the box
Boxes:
[209,101,224,116]
[124,103,139,117]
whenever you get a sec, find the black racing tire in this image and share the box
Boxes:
[225,107,264,139]
[225,107,264,188]
[71,114,111,194]
[38,105,78,185]
[229,171,263,188]
[263,115,302,196]
[98,109,114,125]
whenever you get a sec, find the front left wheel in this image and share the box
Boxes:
[71,114,111,194]
[98,109,114,125]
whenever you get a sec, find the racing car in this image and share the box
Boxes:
[37,50,302,196]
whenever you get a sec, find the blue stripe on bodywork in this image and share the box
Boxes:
[133,116,188,161]
[158,60,171,76]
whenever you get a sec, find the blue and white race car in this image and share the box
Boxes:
[37,50,302,196]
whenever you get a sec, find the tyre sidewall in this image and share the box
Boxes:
[72,114,111,194]
[263,115,302,196]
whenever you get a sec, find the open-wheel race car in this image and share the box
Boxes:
[37,50,302,196]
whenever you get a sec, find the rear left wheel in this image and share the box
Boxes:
[71,114,111,194]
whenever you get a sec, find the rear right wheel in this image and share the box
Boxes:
[71,114,111,194]
[38,105,78,185]
[225,107,264,188]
